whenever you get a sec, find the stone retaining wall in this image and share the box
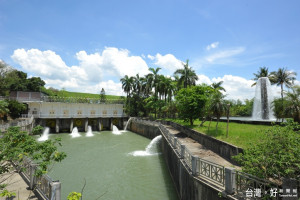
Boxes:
[157,120,243,164]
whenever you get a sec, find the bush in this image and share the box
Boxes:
[32,125,44,135]
[234,123,300,180]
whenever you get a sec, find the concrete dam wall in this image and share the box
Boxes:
[128,119,235,200]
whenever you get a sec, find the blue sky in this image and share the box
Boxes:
[0,0,299,100]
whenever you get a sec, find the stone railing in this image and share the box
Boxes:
[14,157,61,200]
[157,120,243,164]
[0,95,125,104]
[41,96,124,104]
[158,123,292,198]
[159,124,225,186]
[22,113,126,119]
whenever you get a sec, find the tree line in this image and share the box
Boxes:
[121,62,299,126]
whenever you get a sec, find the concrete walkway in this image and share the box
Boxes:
[164,125,240,169]
[0,169,38,200]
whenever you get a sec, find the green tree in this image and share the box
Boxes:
[144,96,164,119]
[176,85,212,125]
[100,88,106,102]
[174,59,198,88]
[120,75,134,98]
[32,125,44,135]
[270,67,297,106]
[0,61,12,96]
[6,100,26,119]
[208,92,226,134]
[0,127,66,193]
[6,70,28,91]
[146,67,161,99]
[284,85,300,123]
[211,81,226,93]
[234,123,300,180]
[0,100,9,120]
[26,77,45,92]
[251,66,272,87]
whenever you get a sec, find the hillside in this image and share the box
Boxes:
[53,90,124,100]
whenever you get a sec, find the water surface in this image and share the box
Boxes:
[47,131,178,200]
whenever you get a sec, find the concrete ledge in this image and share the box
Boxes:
[157,120,243,164]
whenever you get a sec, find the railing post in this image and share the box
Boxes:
[50,181,61,200]
[225,167,236,195]
[29,163,38,190]
[180,144,185,159]
[191,155,199,176]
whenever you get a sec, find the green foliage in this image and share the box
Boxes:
[100,88,106,102]
[6,99,26,119]
[0,126,66,177]
[0,189,16,198]
[125,94,147,117]
[32,125,44,135]
[226,99,254,117]
[67,192,82,200]
[176,85,213,125]
[0,100,9,119]
[233,124,300,180]
[26,77,45,91]
[144,96,165,118]
[174,59,198,89]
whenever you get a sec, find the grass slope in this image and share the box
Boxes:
[162,118,271,149]
[57,91,123,99]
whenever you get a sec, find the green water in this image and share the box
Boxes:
[47,131,178,200]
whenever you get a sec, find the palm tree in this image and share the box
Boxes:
[120,75,134,98]
[147,67,161,99]
[284,86,300,123]
[251,66,272,87]
[174,59,198,88]
[208,92,226,134]
[270,67,297,103]
[270,68,297,122]
[133,74,143,96]
[211,81,226,93]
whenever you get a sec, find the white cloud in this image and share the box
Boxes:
[11,47,149,95]
[205,47,245,63]
[196,74,282,101]
[206,42,219,51]
[95,80,123,96]
[196,74,212,85]
[76,47,149,81]
[11,49,87,81]
[148,53,183,72]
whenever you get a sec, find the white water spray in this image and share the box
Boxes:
[70,127,81,138]
[129,135,162,156]
[252,77,275,120]
[38,127,49,141]
[124,117,133,131]
[112,125,122,135]
[86,126,94,137]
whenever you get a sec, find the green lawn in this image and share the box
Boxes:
[161,118,271,149]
